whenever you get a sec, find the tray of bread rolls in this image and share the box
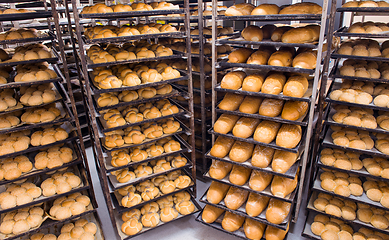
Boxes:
[104,135,190,173]
[217,14,321,21]
[0,31,54,46]
[82,32,185,45]
[325,80,389,112]
[307,191,389,235]
[312,168,389,212]
[325,106,389,135]
[337,7,389,13]
[111,170,195,211]
[334,26,389,38]
[203,170,298,203]
[219,61,316,74]
[317,147,389,183]
[0,10,52,22]
[331,39,389,62]
[322,127,389,159]
[219,38,318,49]
[115,192,200,239]
[196,206,290,240]
[107,154,192,191]
[80,9,184,19]
[0,165,89,215]
[200,185,293,230]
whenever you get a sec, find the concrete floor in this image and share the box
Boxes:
[86,148,309,240]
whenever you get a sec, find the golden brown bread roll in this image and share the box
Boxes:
[225,3,255,16]
[283,75,309,98]
[246,192,270,217]
[209,160,233,179]
[279,2,322,14]
[242,74,265,92]
[261,73,287,95]
[210,136,235,158]
[239,96,263,114]
[265,225,289,240]
[214,114,240,134]
[228,48,254,63]
[224,186,249,210]
[202,204,225,223]
[282,25,320,44]
[251,4,280,15]
[251,145,275,168]
[271,27,293,42]
[265,198,291,224]
[253,121,281,144]
[218,93,245,111]
[243,218,266,240]
[207,181,230,204]
[220,71,247,90]
[232,117,261,138]
[258,98,284,117]
[271,174,298,198]
[221,211,245,232]
[292,51,317,69]
[281,101,309,121]
[247,49,272,65]
[229,141,254,163]
[229,165,252,186]
[268,50,294,67]
[272,150,298,173]
[241,25,263,42]
[276,124,302,149]
[249,170,273,191]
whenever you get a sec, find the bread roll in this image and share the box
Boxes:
[232,117,261,138]
[207,181,230,204]
[242,74,265,92]
[218,93,245,111]
[251,145,275,168]
[276,124,302,148]
[251,4,280,15]
[272,150,298,173]
[262,24,277,39]
[229,141,254,162]
[224,186,249,210]
[214,114,240,134]
[282,25,320,44]
[265,198,291,224]
[258,98,284,117]
[246,192,270,217]
[261,73,287,95]
[228,48,254,63]
[279,2,322,14]
[202,204,224,223]
[243,218,266,240]
[292,51,317,69]
[247,50,272,65]
[271,27,292,42]
[220,71,247,90]
[221,211,245,232]
[249,170,273,191]
[209,160,233,179]
[281,101,309,121]
[268,50,294,67]
[239,96,263,114]
[253,121,281,144]
[271,174,298,198]
[265,225,289,240]
[241,26,263,41]
[210,136,235,158]
[283,75,309,98]
[229,165,252,186]
[225,3,255,16]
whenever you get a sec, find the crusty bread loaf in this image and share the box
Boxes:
[271,27,293,42]
[276,124,302,149]
[210,136,235,158]
[209,160,233,179]
[261,73,286,95]
[272,150,298,173]
[281,101,309,121]
[247,49,272,65]
[265,199,291,224]
[239,96,263,114]
[224,187,249,210]
[218,93,245,111]
[268,50,294,67]
[229,141,255,162]
[229,165,252,185]
[258,98,284,117]
[282,25,320,44]
[249,170,273,191]
[251,145,275,168]
[241,26,263,41]
[279,2,322,14]
[207,181,230,204]
[292,51,317,69]
[214,114,240,134]
[242,74,265,92]
[243,218,266,240]
[232,117,261,138]
[265,225,289,240]
[253,121,281,144]
[262,24,277,39]
[221,211,245,232]
[228,48,253,63]
[283,75,308,98]
[251,4,280,15]
[225,3,255,16]
[220,71,247,90]
[245,192,270,217]
[271,174,298,198]
[202,204,225,223]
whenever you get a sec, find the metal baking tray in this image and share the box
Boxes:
[322,128,389,159]
[86,51,184,69]
[331,65,389,84]
[82,32,185,45]
[80,9,184,19]
[216,108,308,127]
[331,52,389,63]
[337,7,389,12]
[216,14,321,21]
[219,61,316,75]
[199,188,292,231]
[0,10,52,22]
[203,171,297,203]
[307,191,389,236]
[0,56,58,68]
[0,31,54,46]
[334,26,389,38]
[313,168,389,211]
[205,149,301,179]
[218,37,318,49]
[325,108,389,135]
[301,210,323,240]
[208,127,305,154]
[0,75,62,90]
[115,194,200,239]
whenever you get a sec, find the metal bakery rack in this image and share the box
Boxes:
[63,0,199,238]
[0,0,103,239]
[303,0,389,239]
[195,0,332,239]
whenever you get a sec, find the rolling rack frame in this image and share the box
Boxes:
[64,0,197,238]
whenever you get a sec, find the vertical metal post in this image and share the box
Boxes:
[211,0,217,145]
